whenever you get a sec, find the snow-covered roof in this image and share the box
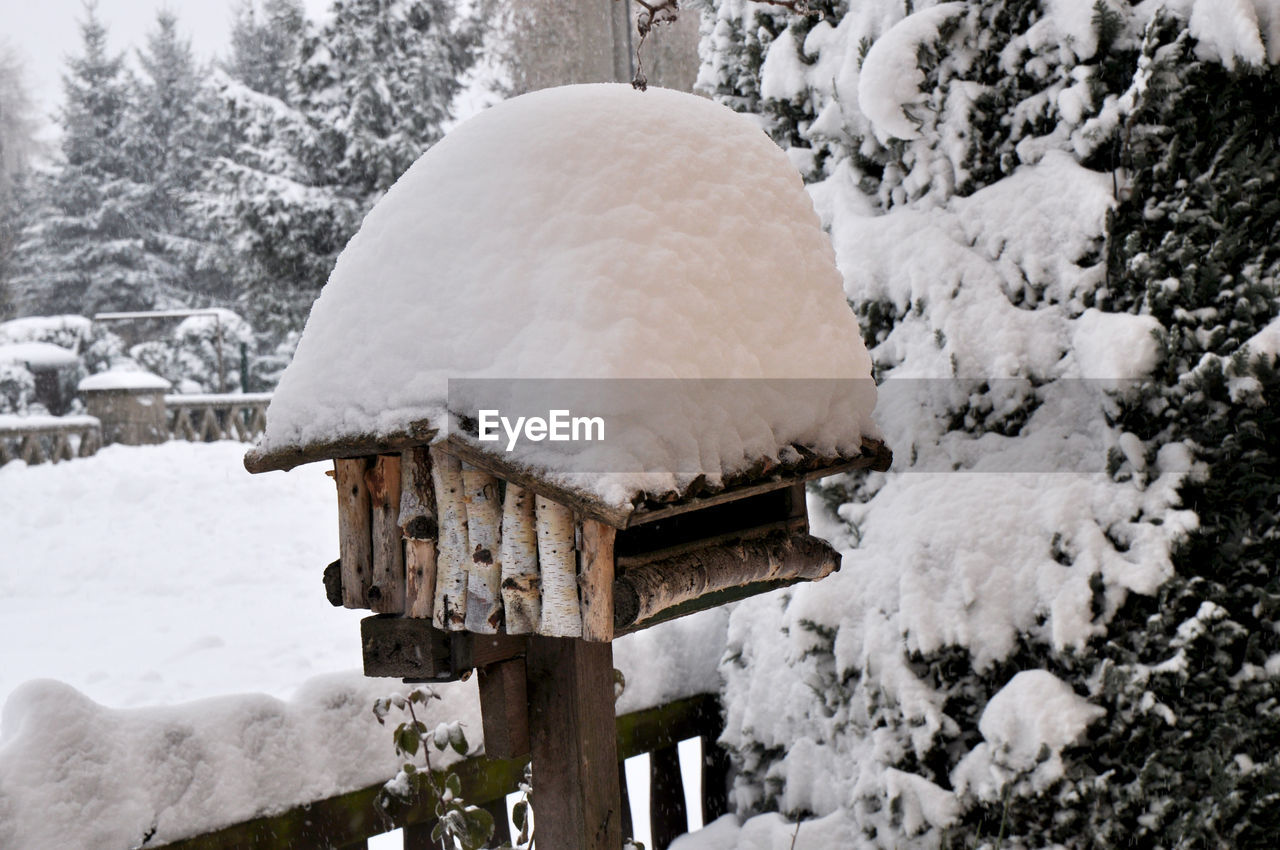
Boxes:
[0,342,79,370]
[78,369,171,392]
[248,84,884,508]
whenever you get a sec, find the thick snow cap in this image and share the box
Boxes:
[250,84,879,505]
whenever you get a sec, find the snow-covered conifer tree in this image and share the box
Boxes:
[224,0,308,103]
[694,0,1280,845]
[132,11,232,305]
[13,7,161,315]
[204,0,480,344]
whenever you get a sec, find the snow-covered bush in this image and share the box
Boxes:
[0,362,35,414]
[129,308,255,394]
[0,314,92,351]
[696,0,1279,846]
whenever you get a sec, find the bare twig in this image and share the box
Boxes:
[620,0,821,91]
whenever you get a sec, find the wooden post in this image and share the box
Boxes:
[335,458,373,609]
[365,455,405,613]
[462,466,503,633]
[525,636,623,850]
[701,733,732,825]
[484,797,513,845]
[536,496,582,637]
[430,447,469,630]
[478,658,530,760]
[650,743,688,849]
[499,484,541,634]
[579,519,616,642]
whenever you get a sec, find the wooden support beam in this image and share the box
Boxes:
[397,447,437,539]
[499,484,541,634]
[579,519,616,642]
[365,455,405,613]
[360,615,450,680]
[650,743,688,849]
[404,539,437,620]
[536,497,582,637]
[361,616,526,681]
[478,658,530,760]
[525,637,623,850]
[462,466,503,633]
[430,447,469,630]
[335,458,374,609]
[613,533,839,632]
[399,447,437,619]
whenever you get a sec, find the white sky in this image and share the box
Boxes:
[1,0,331,137]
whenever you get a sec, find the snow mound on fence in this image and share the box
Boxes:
[0,674,472,849]
[256,84,876,499]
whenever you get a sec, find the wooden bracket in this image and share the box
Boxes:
[361,615,526,682]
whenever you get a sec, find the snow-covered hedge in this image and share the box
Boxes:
[696,0,1279,846]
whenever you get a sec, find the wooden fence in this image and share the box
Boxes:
[166,393,272,443]
[153,692,729,850]
[0,415,101,466]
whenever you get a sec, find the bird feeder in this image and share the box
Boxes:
[246,84,889,849]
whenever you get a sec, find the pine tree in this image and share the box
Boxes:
[132,10,231,304]
[0,46,41,319]
[205,0,481,343]
[14,5,161,315]
[225,0,307,102]
[296,0,480,195]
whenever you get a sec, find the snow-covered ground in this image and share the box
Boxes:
[0,441,725,848]
[0,441,362,710]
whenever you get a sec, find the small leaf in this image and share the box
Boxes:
[431,821,445,843]
[464,807,495,848]
[512,799,528,831]
[445,771,463,800]
[395,724,420,756]
[433,722,451,750]
[448,722,469,755]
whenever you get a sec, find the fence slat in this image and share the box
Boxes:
[650,743,687,850]
[701,731,732,825]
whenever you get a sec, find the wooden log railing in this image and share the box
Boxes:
[165,393,272,443]
[0,414,101,467]
[153,692,729,850]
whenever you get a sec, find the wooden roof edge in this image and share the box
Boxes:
[243,422,438,474]
[247,427,892,530]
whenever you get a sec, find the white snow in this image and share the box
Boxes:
[0,315,91,349]
[857,4,967,143]
[256,84,877,502]
[0,414,99,431]
[952,670,1105,799]
[77,368,171,392]
[0,342,79,370]
[1137,0,1280,67]
[1244,315,1280,359]
[1071,308,1163,379]
[0,441,726,848]
[0,675,477,850]
[1025,0,1123,62]
[1189,0,1269,67]
[165,392,276,405]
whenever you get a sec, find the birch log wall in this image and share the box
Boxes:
[328,444,854,645]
